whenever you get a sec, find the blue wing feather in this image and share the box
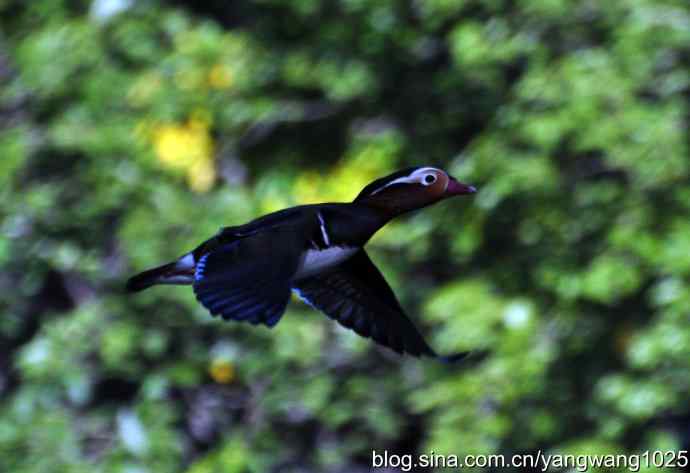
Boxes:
[193,236,300,328]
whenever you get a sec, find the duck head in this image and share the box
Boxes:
[354,166,476,216]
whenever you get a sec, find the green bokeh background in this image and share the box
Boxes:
[1,0,689,471]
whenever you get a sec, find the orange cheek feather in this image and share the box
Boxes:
[430,173,449,199]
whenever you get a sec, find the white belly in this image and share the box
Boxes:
[294,247,358,279]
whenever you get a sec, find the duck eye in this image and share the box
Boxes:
[423,174,436,185]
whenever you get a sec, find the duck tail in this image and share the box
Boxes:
[126,262,177,292]
[125,252,201,294]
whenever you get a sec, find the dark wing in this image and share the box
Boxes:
[220,207,305,238]
[193,207,307,258]
[293,250,469,363]
[193,231,303,327]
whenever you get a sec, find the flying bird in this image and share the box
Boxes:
[126,167,477,362]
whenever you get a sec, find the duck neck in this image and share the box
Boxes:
[354,195,424,221]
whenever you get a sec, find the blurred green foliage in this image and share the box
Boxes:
[1,0,689,471]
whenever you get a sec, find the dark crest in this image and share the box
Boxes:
[354,167,420,202]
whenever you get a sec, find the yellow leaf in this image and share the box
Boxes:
[208,359,235,384]
[208,64,234,89]
[151,117,216,192]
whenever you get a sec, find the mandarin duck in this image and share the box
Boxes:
[126,167,476,362]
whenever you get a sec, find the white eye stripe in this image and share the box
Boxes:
[370,167,440,195]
